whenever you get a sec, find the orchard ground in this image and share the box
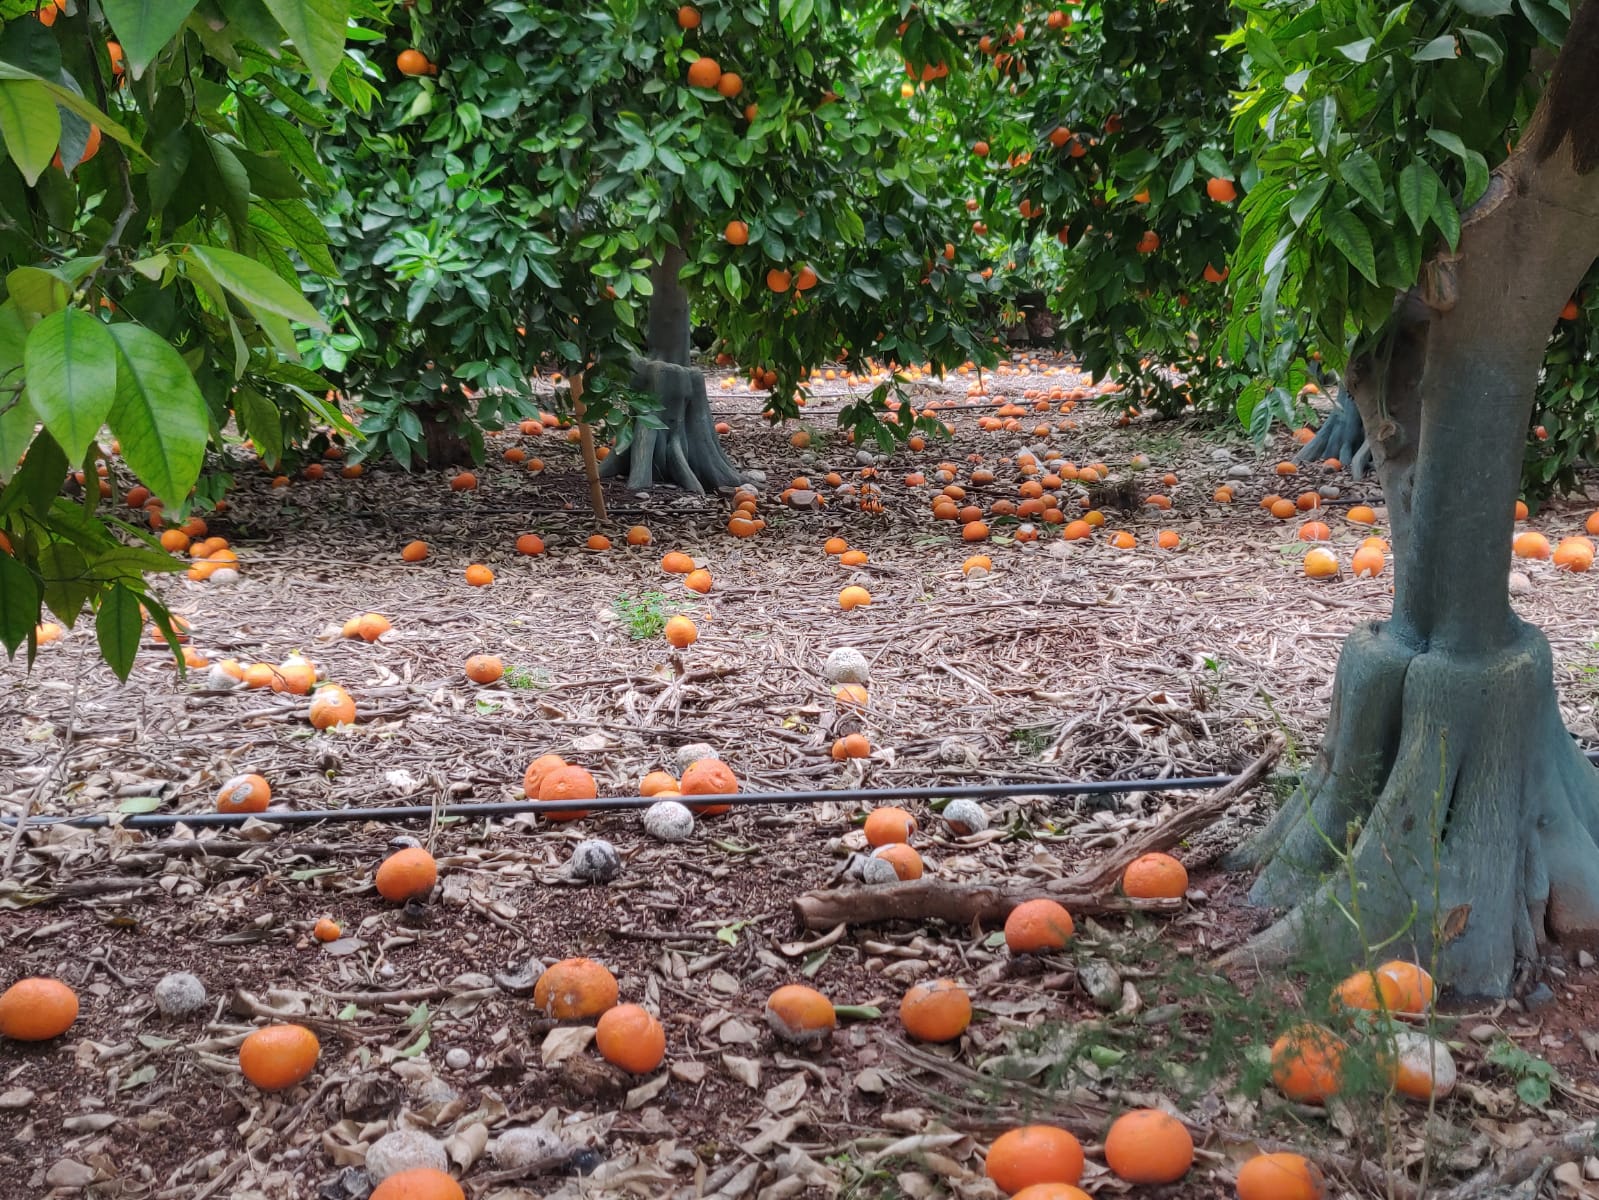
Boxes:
[5,354,1599,1198]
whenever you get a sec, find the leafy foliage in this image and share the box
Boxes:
[0,0,383,671]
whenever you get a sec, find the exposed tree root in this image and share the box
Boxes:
[1221,619,1599,998]
[1296,387,1371,479]
[599,358,746,494]
[792,737,1281,931]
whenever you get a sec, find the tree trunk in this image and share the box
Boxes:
[599,245,746,495]
[1225,13,1599,999]
[569,372,608,521]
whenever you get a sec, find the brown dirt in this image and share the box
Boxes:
[3,354,1599,1199]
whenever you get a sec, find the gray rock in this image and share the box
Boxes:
[1524,982,1556,1011]
[823,648,871,685]
[785,489,820,511]
[1468,1024,1499,1043]
[45,1160,97,1189]
[675,743,718,771]
[1509,571,1533,595]
[941,798,988,836]
[1225,464,1252,479]
[1318,485,1340,499]
[569,839,621,883]
[856,855,900,885]
[152,972,207,1017]
[444,1048,471,1071]
[855,449,876,466]
[1078,960,1123,1010]
[207,567,241,586]
[937,737,979,766]
[642,800,695,843]
[1579,950,1594,969]
[365,1129,447,1182]
[744,469,767,484]
[1210,448,1235,464]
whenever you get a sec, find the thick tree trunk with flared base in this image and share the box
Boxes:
[1224,21,1599,998]
[600,246,746,495]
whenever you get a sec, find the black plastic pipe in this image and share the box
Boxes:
[10,774,1240,831]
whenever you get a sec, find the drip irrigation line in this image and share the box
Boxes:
[11,773,1242,832]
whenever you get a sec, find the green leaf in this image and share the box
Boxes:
[1398,161,1442,234]
[0,550,41,653]
[99,0,203,77]
[184,243,328,329]
[1415,35,1459,61]
[1456,0,1514,14]
[23,308,118,463]
[106,323,209,505]
[1338,149,1386,213]
[261,0,350,90]
[118,795,165,814]
[0,63,143,159]
[1517,0,1567,43]
[6,265,69,318]
[1288,176,1330,227]
[95,583,141,681]
[235,385,282,467]
[1323,209,1379,284]
[1307,95,1336,155]
[1337,37,1374,62]
[0,79,61,186]
[38,537,93,624]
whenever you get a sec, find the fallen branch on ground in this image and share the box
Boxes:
[792,735,1283,932]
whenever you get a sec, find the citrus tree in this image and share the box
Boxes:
[308,0,1007,496]
[1205,0,1599,998]
[0,0,384,672]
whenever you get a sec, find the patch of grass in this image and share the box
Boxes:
[1127,428,1186,461]
[615,590,670,640]
[1008,725,1053,757]
[502,665,549,690]
[1486,1038,1557,1109]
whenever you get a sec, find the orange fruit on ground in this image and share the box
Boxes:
[1298,521,1331,542]
[833,683,869,707]
[840,549,868,566]
[681,758,738,816]
[1157,530,1180,550]
[1063,520,1092,540]
[900,978,972,1042]
[1297,491,1321,511]
[313,918,341,942]
[0,978,79,1040]
[464,654,504,684]
[538,764,598,819]
[1515,499,1529,520]
[684,568,712,593]
[1352,545,1385,577]
[308,685,355,729]
[872,843,923,879]
[1109,531,1136,549]
[625,525,652,546]
[963,554,993,575]
[523,755,567,798]
[1004,898,1075,954]
[375,847,437,903]
[586,534,612,551]
[370,1169,464,1200]
[661,551,694,574]
[839,585,872,610]
[1587,512,1599,536]
[238,1024,320,1090]
[1121,852,1187,898]
[534,958,618,1019]
[125,485,150,509]
[217,773,271,814]
[1375,960,1436,1014]
[640,770,679,797]
[1236,1153,1326,1200]
[864,807,916,846]
[1332,967,1402,1012]
[596,1004,667,1073]
[515,533,545,556]
[1269,498,1297,520]
[449,471,477,491]
[1509,531,1547,560]
[1213,486,1235,503]
[1304,547,1339,577]
[356,613,391,642]
[1274,461,1297,476]
[664,614,698,648]
[1270,1024,1346,1104]
[243,663,275,689]
[686,56,721,88]
[962,520,990,541]
[986,1126,1085,1194]
[832,733,871,760]
[1554,536,1594,571]
[765,984,836,1046]
[1011,1187,1093,1200]
[160,528,191,552]
[1104,1109,1193,1184]
[271,655,316,695]
[824,537,849,555]
[1346,505,1377,525]
[465,563,494,586]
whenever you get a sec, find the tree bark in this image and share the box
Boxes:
[570,372,607,521]
[1226,7,1599,998]
[599,244,747,494]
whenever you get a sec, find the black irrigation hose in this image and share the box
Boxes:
[13,774,1241,832]
[17,748,1599,833]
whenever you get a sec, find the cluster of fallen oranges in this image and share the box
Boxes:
[4,830,1415,1200]
[1511,505,1599,572]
